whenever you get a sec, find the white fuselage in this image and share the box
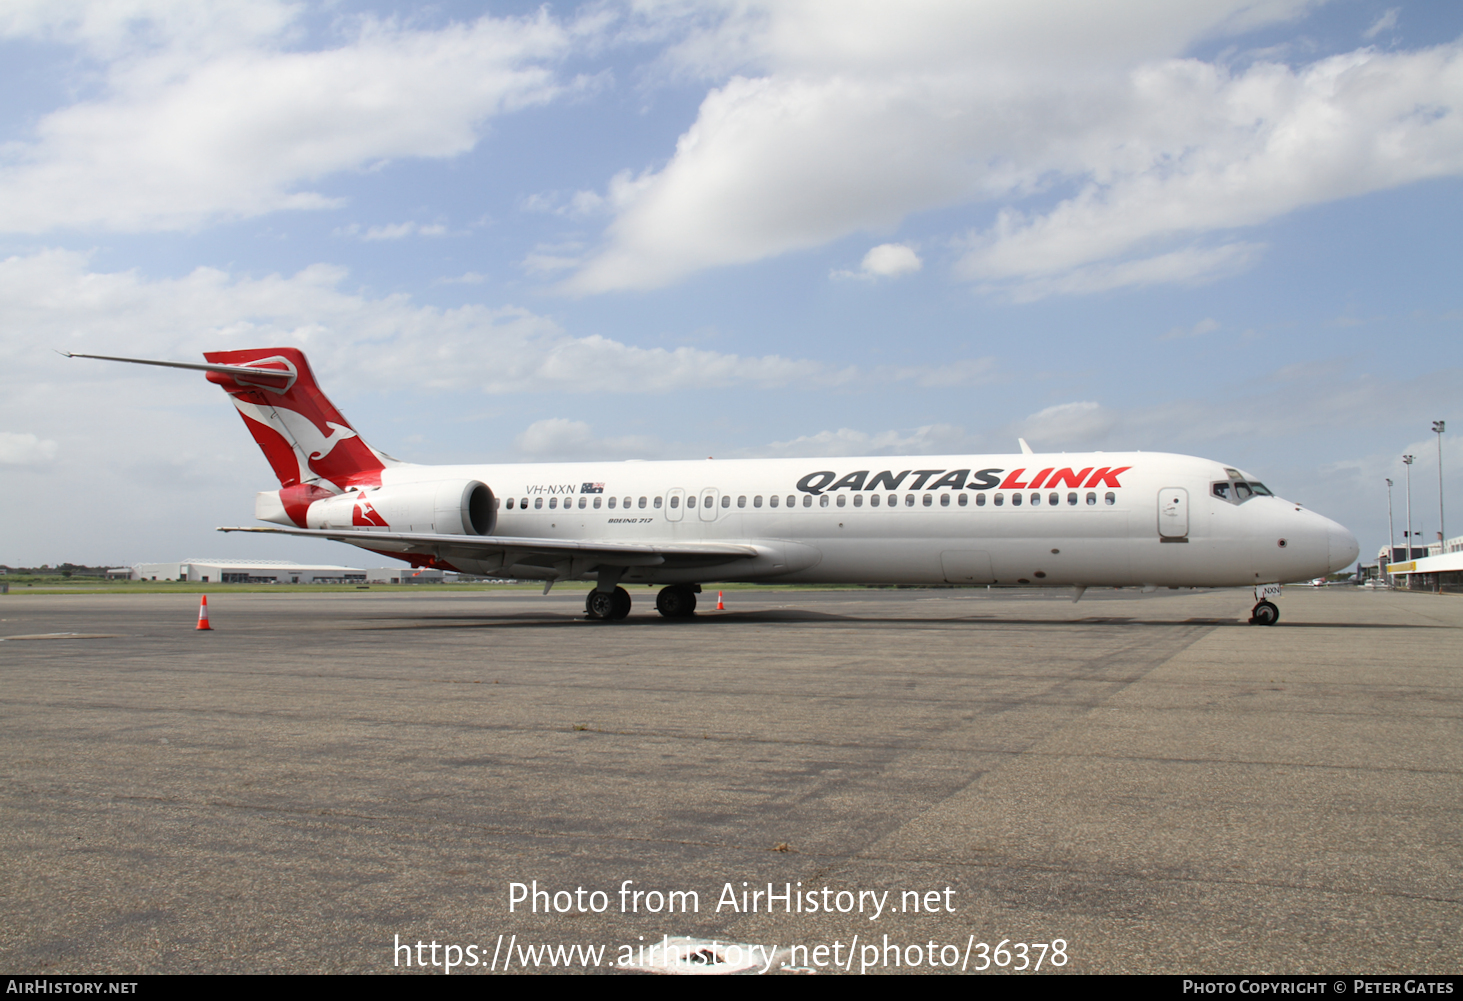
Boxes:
[357,450,1358,589]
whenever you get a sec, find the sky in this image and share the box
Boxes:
[1,0,1459,569]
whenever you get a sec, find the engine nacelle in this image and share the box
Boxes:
[304,479,496,536]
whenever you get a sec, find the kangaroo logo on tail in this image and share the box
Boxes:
[203,348,394,491]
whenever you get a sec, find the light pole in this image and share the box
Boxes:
[1434,420,1446,552]
[1386,477,1396,586]
[1403,455,1414,568]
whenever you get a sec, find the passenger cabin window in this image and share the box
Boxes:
[534,497,543,509]
[578,497,587,509]
[1105,492,1116,505]
[836,494,846,507]
[770,495,779,508]
[652,496,661,508]
[994,493,1004,506]
[607,497,616,509]
[958,493,968,507]
[940,494,950,507]
[507,498,515,509]
[737,496,746,508]
[623,497,631,508]
[905,494,914,507]
[976,493,986,506]
[1067,492,1077,506]
[819,495,829,507]
[638,496,647,508]
[671,495,681,508]
[754,495,763,508]
[923,494,933,507]
[722,495,731,508]
[1030,493,1040,506]
[887,494,897,507]
[870,494,880,507]
[549,497,558,509]
[1049,492,1059,506]
[593,497,601,509]
[1011,493,1022,506]
[853,494,863,507]
[803,495,813,508]
[1086,492,1096,505]
[788,495,797,507]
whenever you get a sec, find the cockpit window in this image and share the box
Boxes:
[1212,482,1230,500]
[1234,482,1253,500]
[1247,482,1272,496]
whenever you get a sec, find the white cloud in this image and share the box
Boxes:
[566,2,1463,296]
[956,47,1463,292]
[0,4,572,232]
[1016,401,1119,447]
[990,243,1265,302]
[877,357,996,388]
[0,431,58,465]
[1363,8,1399,40]
[832,242,922,280]
[433,272,488,285]
[0,248,842,396]
[1160,317,1222,341]
[335,221,450,241]
[515,418,660,460]
[751,423,975,458]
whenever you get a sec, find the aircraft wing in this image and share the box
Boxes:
[218,525,759,572]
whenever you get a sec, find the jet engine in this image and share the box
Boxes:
[300,480,496,536]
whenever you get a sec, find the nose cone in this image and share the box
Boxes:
[1327,521,1360,573]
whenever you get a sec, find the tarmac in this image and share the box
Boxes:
[0,585,1458,975]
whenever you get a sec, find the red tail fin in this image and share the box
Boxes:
[202,348,392,492]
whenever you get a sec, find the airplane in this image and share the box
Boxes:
[68,347,1360,626]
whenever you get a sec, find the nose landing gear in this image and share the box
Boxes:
[586,586,632,620]
[1249,600,1279,626]
[655,585,698,618]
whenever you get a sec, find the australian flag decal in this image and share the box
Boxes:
[581,482,605,494]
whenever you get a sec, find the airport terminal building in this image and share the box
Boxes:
[1383,535,1463,593]
[125,559,367,584]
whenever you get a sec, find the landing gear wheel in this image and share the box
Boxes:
[1249,600,1279,626]
[656,585,698,619]
[586,589,611,619]
[609,586,631,620]
[587,587,632,620]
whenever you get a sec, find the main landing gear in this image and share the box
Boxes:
[1249,600,1279,626]
[655,585,698,619]
[585,586,631,620]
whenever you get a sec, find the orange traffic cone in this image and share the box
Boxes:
[716,591,725,610]
[196,595,213,631]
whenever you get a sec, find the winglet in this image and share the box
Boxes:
[1018,438,1034,455]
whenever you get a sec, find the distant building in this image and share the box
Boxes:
[1385,536,1463,593]
[366,567,449,584]
[127,559,366,584]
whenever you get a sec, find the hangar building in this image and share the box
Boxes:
[127,559,367,584]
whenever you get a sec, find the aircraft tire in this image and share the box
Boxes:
[656,585,697,619]
[1249,600,1279,626]
[608,586,632,620]
[585,589,615,620]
